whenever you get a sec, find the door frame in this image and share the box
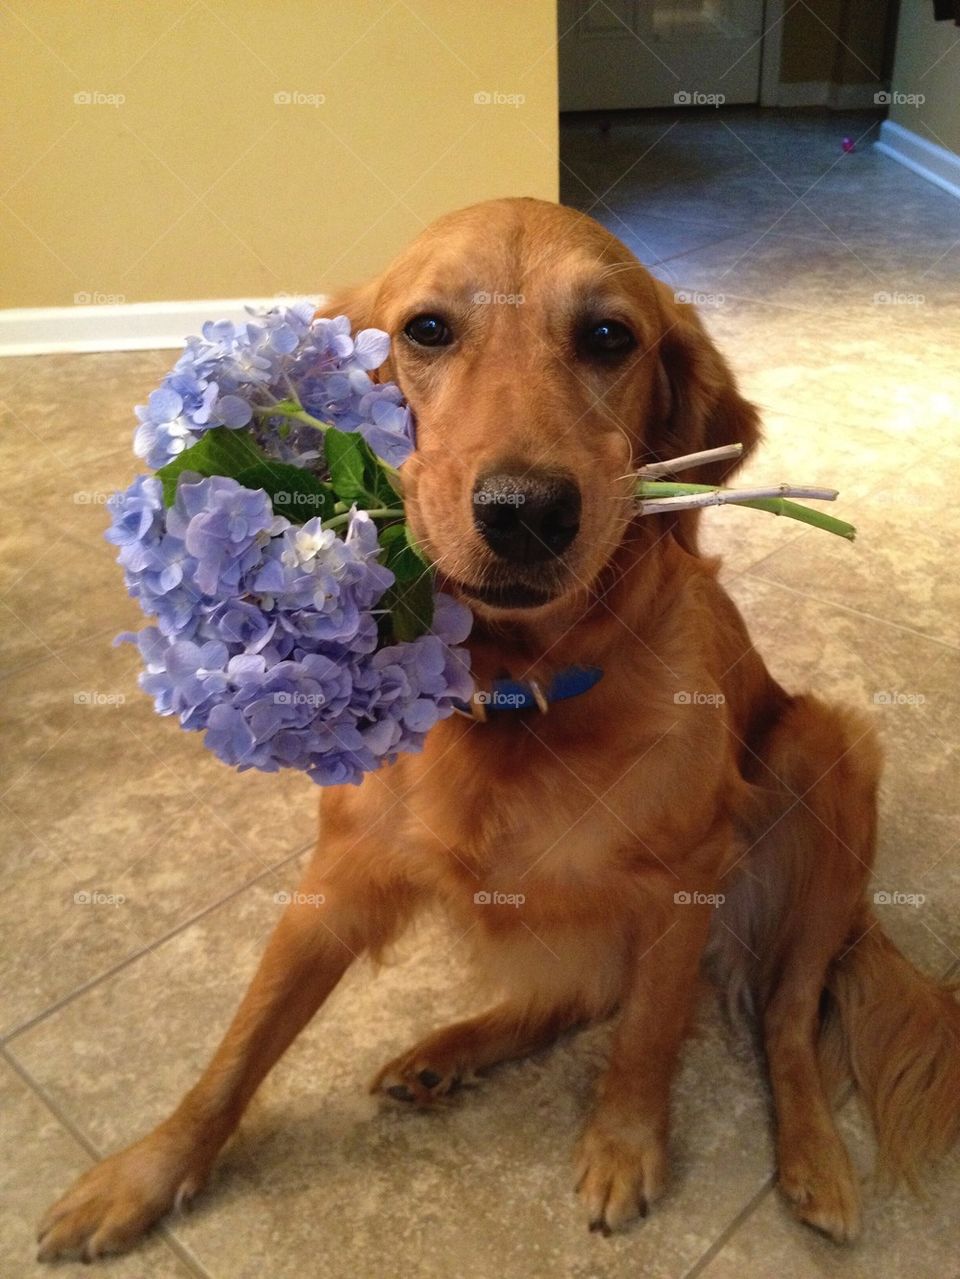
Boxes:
[759,0,785,106]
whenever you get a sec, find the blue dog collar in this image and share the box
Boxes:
[454,666,603,719]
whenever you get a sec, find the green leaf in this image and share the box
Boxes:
[323,428,368,501]
[380,524,427,581]
[154,427,336,524]
[324,427,401,507]
[377,523,434,642]
[155,427,270,506]
[383,574,435,643]
[368,454,402,506]
[234,461,334,524]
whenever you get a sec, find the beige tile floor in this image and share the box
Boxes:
[2,109,959,1278]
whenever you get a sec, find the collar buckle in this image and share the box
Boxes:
[452,666,603,721]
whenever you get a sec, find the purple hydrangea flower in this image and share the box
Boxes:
[166,475,286,596]
[109,306,474,786]
[133,302,409,471]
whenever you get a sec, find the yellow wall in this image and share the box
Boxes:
[889,2,960,155]
[0,1,559,309]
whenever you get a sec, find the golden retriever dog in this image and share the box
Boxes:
[39,198,960,1261]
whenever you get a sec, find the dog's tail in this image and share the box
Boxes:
[819,919,960,1185]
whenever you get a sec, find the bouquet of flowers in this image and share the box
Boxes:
[107,303,474,786]
[108,301,854,788]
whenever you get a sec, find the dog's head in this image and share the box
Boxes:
[323,198,759,621]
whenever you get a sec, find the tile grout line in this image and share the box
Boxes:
[2,839,314,1045]
[739,573,960,653]
[680,1176,777,1279]
[680,1082,864,1277]
[0,623,125,681]
[0,436,143,496]
[0,1041,214,1279]
[650,223,767,269]
[0,441,152,506]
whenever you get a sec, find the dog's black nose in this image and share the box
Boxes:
[472,470,581,564]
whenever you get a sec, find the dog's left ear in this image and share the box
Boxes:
[314,274,392,378]
[315,276,383,329]
[649,281,761,488]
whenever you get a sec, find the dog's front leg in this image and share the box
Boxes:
[576,870,712,1235]
[37,847,416,1263]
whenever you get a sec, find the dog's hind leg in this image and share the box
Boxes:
[723,695,881,1243]
[37,825,420,1263]
[764,927,864,1242]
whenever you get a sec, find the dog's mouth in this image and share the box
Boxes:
[447,577,562,611]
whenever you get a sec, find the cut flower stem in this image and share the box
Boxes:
[636,478,856,540]
[321,506,405,531]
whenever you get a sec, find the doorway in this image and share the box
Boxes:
[558,0,767,110]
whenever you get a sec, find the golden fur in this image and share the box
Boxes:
[39,199,960,1261]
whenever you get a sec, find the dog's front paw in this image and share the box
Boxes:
[575,1117,667,1235]
[37,1129,207,1262]
[778,1138,862,1244]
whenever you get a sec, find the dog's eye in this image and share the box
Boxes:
[404,314,452,348]
[580,320,636,359]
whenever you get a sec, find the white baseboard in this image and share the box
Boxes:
[776,80,883,109]
[875,119,960,202]
[0,296,326,358]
